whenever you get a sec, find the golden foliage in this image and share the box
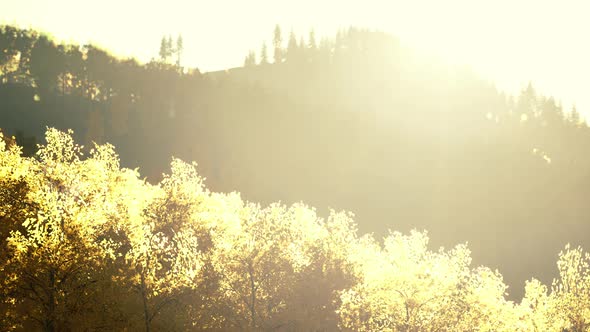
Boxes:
[1,128,589,331]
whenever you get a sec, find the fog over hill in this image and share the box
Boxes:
[1,25,590,301]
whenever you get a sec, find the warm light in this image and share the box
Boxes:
[1,0,588,115]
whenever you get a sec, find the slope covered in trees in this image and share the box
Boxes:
[2,128,590,331]
[1,25,590,299]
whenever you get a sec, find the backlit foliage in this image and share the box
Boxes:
[1,128,590,331]
[339,231,516,331]
[3,25,590,299]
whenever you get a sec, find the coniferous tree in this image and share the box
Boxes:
[272,24,283,64]
[244,50,256,67]
[569,105,581,126]
[175,34,183,68]
[159,36,169,63]
[307,29,318,63]
[517,82,537,120]
[286,30,298,63]
[166,35,173,56]
[317,37,332,64]
[260,42,268,65]
[308,29,317,50]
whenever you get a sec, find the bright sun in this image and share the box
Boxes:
[1,0,589,115]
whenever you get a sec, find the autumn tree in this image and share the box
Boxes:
[519,278,560,331]
[206,201,335,330]
[337,230,519,331]
[114,159,208,332]
[551,244,590,331]
[0,129,129,331]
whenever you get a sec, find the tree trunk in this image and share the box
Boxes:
[140,272,151,332]
[248,262,256,331]
[44,269,56,332]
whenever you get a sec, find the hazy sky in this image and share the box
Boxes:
[2,0,589,116]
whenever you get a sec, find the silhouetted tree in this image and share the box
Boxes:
[159,35,174,63]
[569,105,582,126]
[244,50,256,67]
[273,24,283,63]
[516,82,537,120]
[540,97,564,128]
[175,34,183,68]
[0,26,19,82]
[317,37,332,64]
[29,34,64,99]
[159,36,169,63]
[286,30,299,64]
[167,35,173,56]
[308,29,317,50]
[307,29,318,63]
[260,42,268,65]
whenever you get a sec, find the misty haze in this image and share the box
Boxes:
[1,2,590,331]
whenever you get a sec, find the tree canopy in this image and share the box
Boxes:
[1,128,590,331]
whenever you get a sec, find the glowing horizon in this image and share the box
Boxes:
[2,0,589,115]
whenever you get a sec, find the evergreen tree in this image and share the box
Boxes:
[159,36,169,62]
[516,82,537,122]
[318,37,331,64]
[260,42,268,65]
[308,29,317,50]
[273,25,283,64]
[244,50,256,67]
[540,97,564,127]
[158,35,176,65]
[166,35,173,56]
[569,105,581,126]
[286,30,298,63]
[175,34,183,68]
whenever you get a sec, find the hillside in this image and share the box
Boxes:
[1,25,590,300]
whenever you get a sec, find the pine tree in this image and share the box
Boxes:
[167,35,173,57]
[175,34,183,68]
[273,25,283,64]
[159,35,174,63]
[569,105,581,126]
[307,29,318,63]
[286,30,298,63]
[244,50,256,67]
[159,36,168,62]
[308,29,317,50]
[260,42,268,65]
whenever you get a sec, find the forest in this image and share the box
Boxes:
[1,24,590,331]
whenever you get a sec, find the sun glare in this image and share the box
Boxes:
[2,1,590,330]
[1,0,588,114]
